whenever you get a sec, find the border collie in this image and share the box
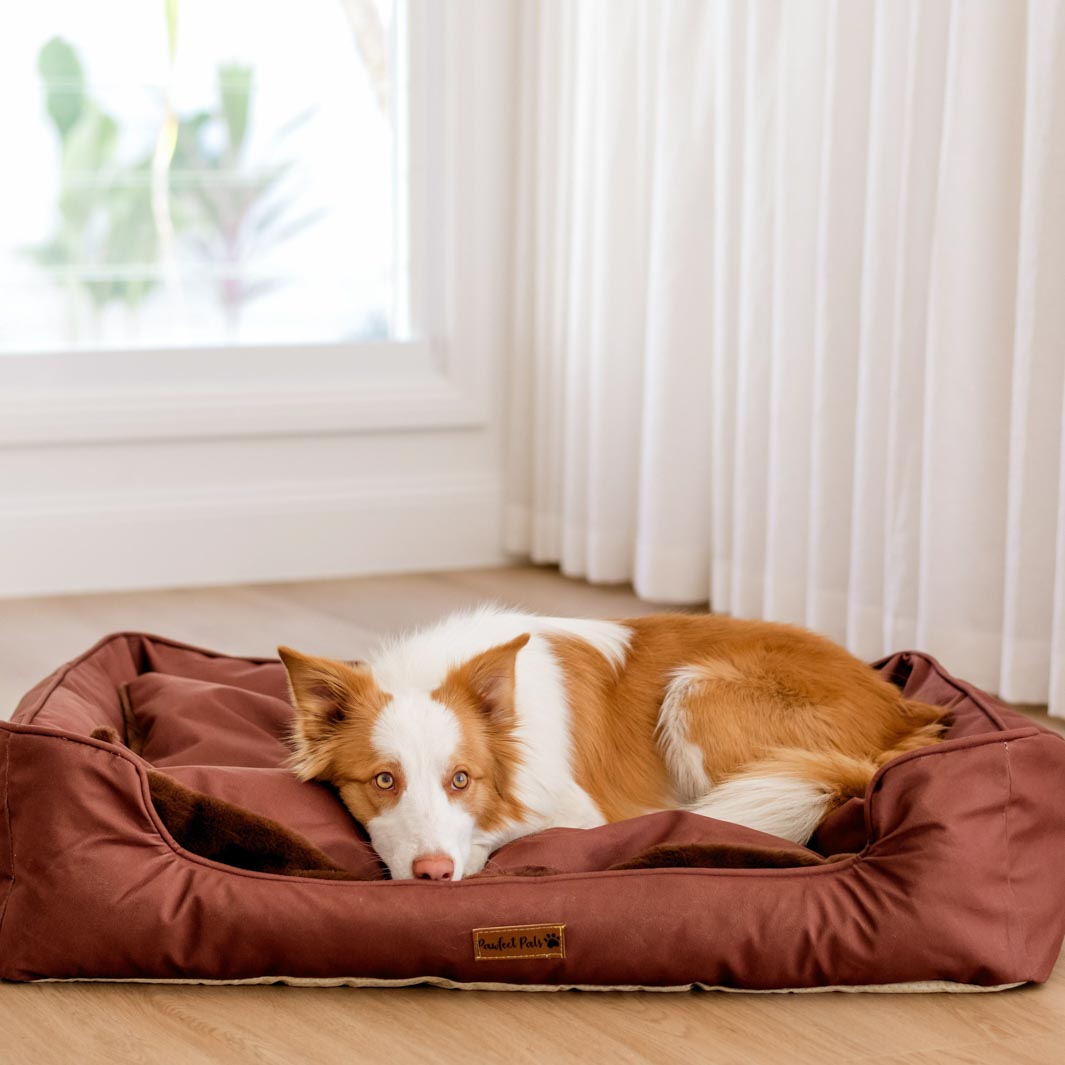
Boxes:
[279,607,944,881]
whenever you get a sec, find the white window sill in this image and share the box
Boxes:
[0,339,488,445]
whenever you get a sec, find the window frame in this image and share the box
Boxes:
[0,0,485,446]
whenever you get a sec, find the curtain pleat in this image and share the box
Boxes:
[634,0,715,600]
[505,0,1065,715]
[879,1,951,656]
[806,1,874,643]
[1003,0,1065,706]
[762,2,828,628]
[708,2,745,616]
[916,2,1027,693]
[729,2,781,619]
[847,0,914,662]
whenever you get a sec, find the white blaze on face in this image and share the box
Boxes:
[365,691,478,881]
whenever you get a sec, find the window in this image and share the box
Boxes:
[0,0,404,353]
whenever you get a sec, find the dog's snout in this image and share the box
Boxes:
[412,854,455,881]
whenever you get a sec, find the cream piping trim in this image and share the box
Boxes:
[31,975,1026,994]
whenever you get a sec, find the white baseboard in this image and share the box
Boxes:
[0,474,505,598]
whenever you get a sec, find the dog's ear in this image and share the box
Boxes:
[437,634,530,729]
[278,647,384,780]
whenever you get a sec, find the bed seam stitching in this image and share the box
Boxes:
[21,631,277,725]
[21,632,135,726]
[1002,741,1030,975]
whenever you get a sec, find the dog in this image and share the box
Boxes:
[279,606,945,881]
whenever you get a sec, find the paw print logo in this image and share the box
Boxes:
[544,932,561,950]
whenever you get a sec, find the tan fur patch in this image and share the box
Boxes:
[546,631,674,822]
[336,774,405,829]
[277,646,391,784]
[652,617,947,782]
[550,614,946,822]
[432,636,531,834]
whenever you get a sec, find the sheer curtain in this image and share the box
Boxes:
[504,0,1065,715]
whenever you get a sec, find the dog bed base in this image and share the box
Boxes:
[3,632,1064,990]
[32,976,1026,993]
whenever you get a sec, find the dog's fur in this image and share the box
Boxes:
[280,607,945,881]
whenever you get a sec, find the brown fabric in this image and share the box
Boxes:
[610,842,838,870]
[124,673,294,768]
[2,632,1065,989]
[145,771,353,879]
[476,844,841,875]
[118,666,386,877]
[470,865,563,879]
[158,764,385,879]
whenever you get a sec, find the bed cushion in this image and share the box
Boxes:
[122,673,294,769]
[2,632,1064,990]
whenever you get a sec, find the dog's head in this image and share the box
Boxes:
[278,635,530,881]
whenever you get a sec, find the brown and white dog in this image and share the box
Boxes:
[279,607,945,882]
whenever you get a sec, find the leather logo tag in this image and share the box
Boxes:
[472,923,565,961]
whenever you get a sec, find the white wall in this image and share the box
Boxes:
[0,0,516,598]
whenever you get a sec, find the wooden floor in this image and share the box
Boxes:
[1,565,1063,1065]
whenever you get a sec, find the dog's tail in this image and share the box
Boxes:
[686,706,947,845]
[686,750,878,844]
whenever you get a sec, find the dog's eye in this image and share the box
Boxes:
[451,770,469,790]
[373,772,395,790]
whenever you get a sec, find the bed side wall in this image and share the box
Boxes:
[1003,732,1065,980]
[0,728,13,959]
[1,722,1060,988]
[9,634,145,733]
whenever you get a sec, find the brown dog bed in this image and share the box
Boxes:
[2,632,1064,990]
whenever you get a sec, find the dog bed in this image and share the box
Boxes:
[2,632,1064,991]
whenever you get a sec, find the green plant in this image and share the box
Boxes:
[28,36,160,324]
[28,22,324,340]
[171,65,323,330]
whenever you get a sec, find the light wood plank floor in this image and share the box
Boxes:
[1,565,1063,1065]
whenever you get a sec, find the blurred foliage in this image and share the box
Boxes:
[28,36,159,315]
[38,36,85,135]
[172,65,322,327]
[27,31,321,332]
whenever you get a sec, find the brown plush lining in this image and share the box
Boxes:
[97,718,854,879]
[90,719,363,878]
[146,771,856,879]
[145,771,370,880]
[145,773,847,879]
[468,864,564,879]
[610,842,853,871]
[469,845,854,880]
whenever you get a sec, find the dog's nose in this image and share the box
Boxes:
[412,854,455,881]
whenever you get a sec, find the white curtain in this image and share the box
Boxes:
[505,0,1065,715]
